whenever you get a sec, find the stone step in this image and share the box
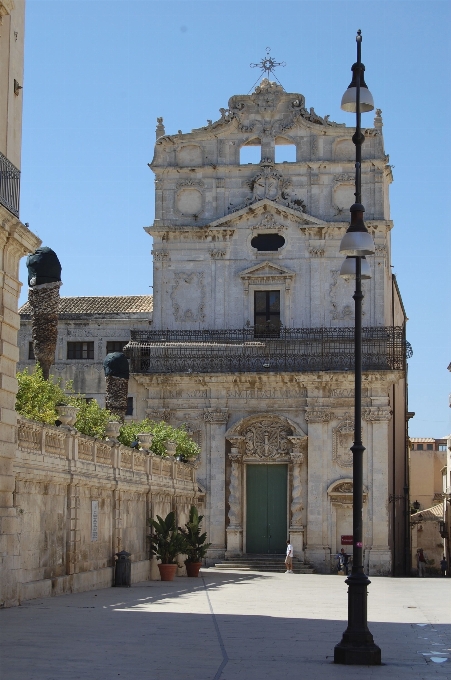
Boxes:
[212,555,315,574]
[211,564,315,574]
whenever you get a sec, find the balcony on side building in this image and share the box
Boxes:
[125,325,408,375]
[0,151,20,217]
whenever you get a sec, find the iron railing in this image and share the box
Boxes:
[125,325,407,375]
[0,151,20,217]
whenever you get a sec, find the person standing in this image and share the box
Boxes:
[340,548,350,575]
[285,540,293,573]
[417,548,427,577]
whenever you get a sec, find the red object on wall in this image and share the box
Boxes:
[341,535,353,545]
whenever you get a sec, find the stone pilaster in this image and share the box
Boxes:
[288,436,307,558]
[225,436,244,556]
[203,408,228,558]
[364,406,392,575]
[304,408,333,572]
[66,482,80,576]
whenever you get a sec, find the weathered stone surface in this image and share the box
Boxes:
[28,281,61,379]
[105,375,128,420]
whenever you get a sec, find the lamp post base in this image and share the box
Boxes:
[334,573,381,665]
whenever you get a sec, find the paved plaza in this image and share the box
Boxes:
[1,569,450,680]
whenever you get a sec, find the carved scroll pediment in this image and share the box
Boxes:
[239,261,295,293]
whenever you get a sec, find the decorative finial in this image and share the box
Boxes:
[250,47,286,79]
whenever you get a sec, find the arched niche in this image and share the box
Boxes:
[177,144,203,167]
[333,138,355,162]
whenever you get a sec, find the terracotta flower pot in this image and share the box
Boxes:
[185,561,202,578]
[158,563,177,581]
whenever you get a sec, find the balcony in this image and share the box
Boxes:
[125,325,408,375]
[0,151,20,217]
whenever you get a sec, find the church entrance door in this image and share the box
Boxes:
[246,464,287,553]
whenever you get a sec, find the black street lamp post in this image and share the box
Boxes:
[333,30,382,666]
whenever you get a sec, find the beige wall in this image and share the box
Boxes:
[0,209,41,607]
[0,0,25,169]
[410,449,446,510]
[14,417,199,602]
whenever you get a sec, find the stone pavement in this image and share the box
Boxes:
[0,569,450,680]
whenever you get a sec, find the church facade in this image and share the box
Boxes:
[134,81,409,574]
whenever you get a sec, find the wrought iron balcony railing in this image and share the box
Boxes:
[125,325,408,375]
[0,151,20,217]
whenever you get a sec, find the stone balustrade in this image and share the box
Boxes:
[16,416,196,484]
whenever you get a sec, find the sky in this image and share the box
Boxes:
[18,0,451,437]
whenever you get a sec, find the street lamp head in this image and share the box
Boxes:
[339,204,375,256]
[340,256,372,280]
[341,63,374,113]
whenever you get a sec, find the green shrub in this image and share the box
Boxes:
[16,366,73,424]
[16,367,199,458]
[118,419,199,461]
[72,398,114,439]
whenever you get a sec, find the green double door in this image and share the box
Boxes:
[246,464,287,554]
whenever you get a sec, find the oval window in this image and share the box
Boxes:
[251,233,285,252]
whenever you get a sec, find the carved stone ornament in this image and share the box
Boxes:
[328,479,368,505]
[146,408,172,423]
[304,409,333,423]
[229,160,306,215]
[239,261,295,294]
[287,435,308,460]
[334,173,355,183]
[362,407,392,422]
[308,246,324,257]
[252,212,285,233]
[243,418,293,460]
[203,408,229,424]
[332,414,354,468]
[170,272,205,323]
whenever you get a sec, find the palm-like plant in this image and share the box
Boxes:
[179,505,211,563]
[148,512,185,564]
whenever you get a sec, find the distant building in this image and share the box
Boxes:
[18,295,153,415]
[409,437,447,574]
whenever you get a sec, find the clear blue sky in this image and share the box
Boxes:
[19,0,451,437]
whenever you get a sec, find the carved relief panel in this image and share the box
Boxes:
[170,272,206,323]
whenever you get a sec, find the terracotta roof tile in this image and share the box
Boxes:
[20,295,153,316]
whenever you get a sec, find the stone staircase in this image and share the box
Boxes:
[211,554,315,574]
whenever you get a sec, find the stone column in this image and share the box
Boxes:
[225,436,244,557]
[288,436,307,559]
[203,408,229,559]
[304,408,333,573]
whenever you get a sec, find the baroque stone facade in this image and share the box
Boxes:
[126,78,409,575]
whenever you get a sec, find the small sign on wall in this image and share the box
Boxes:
[91,500,99,542]
[341,535,353,545]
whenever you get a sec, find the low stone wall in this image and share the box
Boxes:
[12,417,198,603]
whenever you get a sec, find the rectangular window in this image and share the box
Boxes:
[106,341,128,354]
[126,397,133,417]
[28,342,35,360]
[417,444,423,451]
[67,342,94,360]
[426,444,433,450]
[254,290,281,338]
[438,444,447,451]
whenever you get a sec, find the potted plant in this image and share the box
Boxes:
[148,511,185,581]
[55,402,79,427]
[179,505,211,577]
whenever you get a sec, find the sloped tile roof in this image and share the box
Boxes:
[411,502,444,522]
[20,295,153,316]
